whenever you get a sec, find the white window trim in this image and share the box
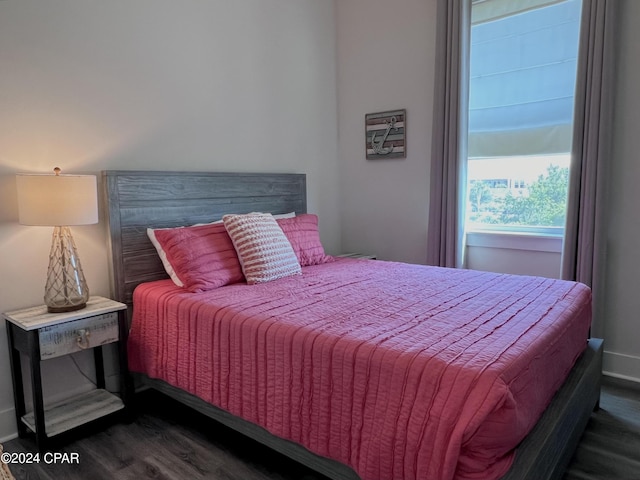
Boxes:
[466,230,563,253]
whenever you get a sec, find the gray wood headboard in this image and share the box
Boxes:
[102,170,307,307]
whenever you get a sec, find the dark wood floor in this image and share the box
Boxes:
[563,376,640,480]
[4,376,639,480]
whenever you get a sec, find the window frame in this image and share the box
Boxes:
[466,229,563,253]
[464,0,581,240]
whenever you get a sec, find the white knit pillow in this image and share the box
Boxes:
[223,213,302,284]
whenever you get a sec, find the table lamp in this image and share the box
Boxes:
[16,167,98,313]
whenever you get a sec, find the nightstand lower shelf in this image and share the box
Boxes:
[21,389,124,438]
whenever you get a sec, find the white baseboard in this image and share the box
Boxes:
[0,407,18,443]
[603,350,640,383]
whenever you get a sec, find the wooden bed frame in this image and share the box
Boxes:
[103,170,603,480]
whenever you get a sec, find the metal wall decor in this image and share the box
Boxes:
[365,109,406,160]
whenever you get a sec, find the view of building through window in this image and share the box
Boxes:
[468,154,570,232]
[466,0,582,234]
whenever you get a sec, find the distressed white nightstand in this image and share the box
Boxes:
[337,253,377,260]
[3,296,132,452]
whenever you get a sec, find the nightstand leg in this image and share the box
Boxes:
[117,310,133,417]
[6,324,28,438]
[94,346,105,389]
[28,334,47,452]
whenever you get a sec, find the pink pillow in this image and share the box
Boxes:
[148,222,244,292]
[223,213,301,284]
[277,214,334,266]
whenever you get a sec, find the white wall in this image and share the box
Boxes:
[467,247,561,278]
[0,0,339,441]
[336,0,640,383]
[465,233,563,278]
[601,0,640,382]
[336,0,437,264]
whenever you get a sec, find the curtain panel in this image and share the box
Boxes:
[427,0,470,268]
[562,0,618,338]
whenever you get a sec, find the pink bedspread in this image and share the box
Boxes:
[129,259,591,480]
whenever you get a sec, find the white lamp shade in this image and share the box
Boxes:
[16,173,98,226]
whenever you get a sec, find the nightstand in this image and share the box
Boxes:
[337,253,377,260]
[3,296,132,451]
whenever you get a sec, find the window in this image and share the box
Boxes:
[465,0,582,236]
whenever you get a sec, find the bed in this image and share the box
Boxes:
[103,170,603,480]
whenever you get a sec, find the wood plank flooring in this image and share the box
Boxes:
[4,376,639,480]
[563,376,640,480]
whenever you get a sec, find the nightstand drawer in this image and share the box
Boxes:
[38,312,119,360]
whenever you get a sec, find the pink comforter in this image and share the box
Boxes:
[129,259,591,480]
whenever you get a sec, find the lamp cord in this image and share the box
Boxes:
[70,354,96,387]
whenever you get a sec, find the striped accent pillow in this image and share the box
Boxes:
[223,213,302,284]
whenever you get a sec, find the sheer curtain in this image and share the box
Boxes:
[562,0,618,338]
[426,0,470,268]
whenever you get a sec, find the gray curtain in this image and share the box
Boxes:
[427,0,470,268]
[562,0,618,338]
